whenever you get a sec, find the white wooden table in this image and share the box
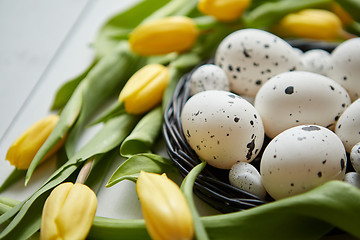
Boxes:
[0,0,218,221]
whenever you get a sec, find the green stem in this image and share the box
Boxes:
[181,161,209,240]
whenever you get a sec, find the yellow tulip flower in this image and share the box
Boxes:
[136,171,194,240]
[6,114,64,170]
[274,9,343,40]
[198,0,251,22]
[41,182,97,240]
[119,64,170,114]
[129,16,198,56]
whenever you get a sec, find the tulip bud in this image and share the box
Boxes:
[119,64,170,114]
[129,16,198,56]
[198,0,251,22]
[136,171,194,240]
[274,9,343,40]
[41,182,97,240]
[6,114,65,170]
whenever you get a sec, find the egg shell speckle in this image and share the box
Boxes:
[254,71,351,139]
[229,162,266,199]
[181,90,265,169]
[350,142,360,174]
[335,98,360,152]
[328,38,360,101]
[215,28,300,97]
[189,64,230,96]
[260,125,347,200]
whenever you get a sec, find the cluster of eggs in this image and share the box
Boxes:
[180,28,360,200]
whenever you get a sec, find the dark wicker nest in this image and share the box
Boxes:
[162,40,338,213]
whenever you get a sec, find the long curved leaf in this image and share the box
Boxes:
[89,181,360,240]
[181,161,209,240]
[50,60,96,111]
[120,106,162,157]
[106,153,178,187]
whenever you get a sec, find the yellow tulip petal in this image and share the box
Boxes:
[41,182,74,240]
[198,0,251,22]
[136,171,194,240]
[6,114,60,169]
[56,183,97,240]
[275,9,342,40]
[124,66,169,114]
[129,16,198,56]
[119,64,166,102]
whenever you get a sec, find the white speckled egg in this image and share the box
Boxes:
[215,28,301,97]
[254,71,351,139]
[260,125,347,200]
[344,172,360,189]
[335,98,360,152]
[328,38,360,101]
[299,49,332,76]
[350,142,360,173]
[181,90,265,169]
[229,162,266,199]
[189,64,230,96]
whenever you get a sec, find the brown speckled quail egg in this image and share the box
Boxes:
[344,172,360,189]
[328,38,360,101]
[335,98,360,152]
[254,71,351,139]
[215,28,300,97]
[350,142,360,173]
[189,64,230,96]
[299,49,332,76]
[260,125,347,200]
[181,90,265,169]
[229,162,266,199]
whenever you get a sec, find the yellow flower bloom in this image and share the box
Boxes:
[129,16,198,56]
[6,114,64,170]
[198,0,251,22]
[136,171,194,240]
[41,182,97,240]
[119,64,170,114]
[274,9,343,40]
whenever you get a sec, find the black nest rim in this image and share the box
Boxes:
[162,40,338,213]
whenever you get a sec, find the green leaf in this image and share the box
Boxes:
[50,60,96,111]
[0,169,26,193]
[25,80,84,185]
[243,0,332,29]
[120,106,162,157]
[89,101,125,126]
[203,180,360,239]
[64,42,142,158]
[0,113,139,238]
[181,161,209,240]
[334,0,360,22]
[93,0,171,58]
[346,21,360,36]
[89,181,360,240]
[0,192,47,240]
[106,153,178,187]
